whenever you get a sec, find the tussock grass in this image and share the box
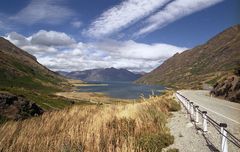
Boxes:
[0,91,179,152]
[166,148,179,152]
[55,91,131,105]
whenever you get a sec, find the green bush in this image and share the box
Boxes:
[168,99,181,112]
[0,115,8,124]
[135,133,174,152]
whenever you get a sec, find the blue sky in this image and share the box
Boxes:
[0,0,239,72]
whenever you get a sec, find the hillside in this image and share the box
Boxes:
[0,37,67,89]
[136,25,240,89]
[0,37,72,111]
[0,91,180,152]
[60,67,142,82]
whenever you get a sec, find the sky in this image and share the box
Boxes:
[0,0,239,72]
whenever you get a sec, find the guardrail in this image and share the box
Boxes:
[176,91,240,152]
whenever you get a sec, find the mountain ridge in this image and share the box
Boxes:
[0,37,66,87]
[0,37,72,111]
[58,67,143,82]
[136,25,240,89]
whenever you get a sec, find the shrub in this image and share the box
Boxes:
[234,65,240,76]
[168,99,181,112]
[135,133,174,152]
[0,115,8,124]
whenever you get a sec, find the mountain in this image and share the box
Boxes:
[132,71,147,75]
[136,25,240,89]
[0,37,67,89]
[61,68,143,82]
[0,37,72,112]
[56,71,69,77]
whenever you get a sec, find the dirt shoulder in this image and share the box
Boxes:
[164,105,211,152]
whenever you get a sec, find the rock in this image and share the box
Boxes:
[234,65,240,76]
[0,92,44,120]
[211,75,240,103]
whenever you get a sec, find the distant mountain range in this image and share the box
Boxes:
[136,25,240,89]
[57,68,143,82]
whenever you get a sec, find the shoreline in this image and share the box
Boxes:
[56,79,134,104]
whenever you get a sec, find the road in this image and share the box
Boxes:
[179,90,240,125]
[177,90,240,151]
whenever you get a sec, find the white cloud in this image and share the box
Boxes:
[135,0,223,36]
[31,30,76,46]
[10,0,74,25]
[95,39,188,60]
[5,32,30,46]
[5,30,75,55]
[85,0,170,38]
[4,30,188,72]
[21,45,58,54]
[71,20,82,28]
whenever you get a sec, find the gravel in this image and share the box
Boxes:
[163,103,212,152]
[163,92,240,152]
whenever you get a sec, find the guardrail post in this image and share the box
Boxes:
[190,102,194,115]
[220,123,228,152]
[184,98,187,108]
[190,102,194,120]
[195,106,199,123]
[187,99,190,113]
[202,111,208,132]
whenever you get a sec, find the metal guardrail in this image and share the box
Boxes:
[176,91,240,152]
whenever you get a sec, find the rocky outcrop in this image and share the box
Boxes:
[0,92,44,120]
[210,76,240,103]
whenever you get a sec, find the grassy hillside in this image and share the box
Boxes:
[136,25,240,89]
[0,91,180,152]
[0,37,73,110]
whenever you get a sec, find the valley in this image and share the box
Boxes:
[0,1,239,150]
[0,37,180,152]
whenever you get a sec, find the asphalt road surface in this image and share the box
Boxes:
[179,90,240,125]
[177,90,240,151]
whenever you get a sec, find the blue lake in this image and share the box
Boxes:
[77,81,165,99]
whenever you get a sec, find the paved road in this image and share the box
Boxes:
[179,90,240,125]
[177,90,240,151]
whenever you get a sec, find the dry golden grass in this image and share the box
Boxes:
[66,79,108,87]
[67,79,85,84]
[55,92,131,104]
[0,91,179,152]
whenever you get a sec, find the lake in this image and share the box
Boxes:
[77,81,165,99]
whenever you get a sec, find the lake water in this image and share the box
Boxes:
[77,81,165,99]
